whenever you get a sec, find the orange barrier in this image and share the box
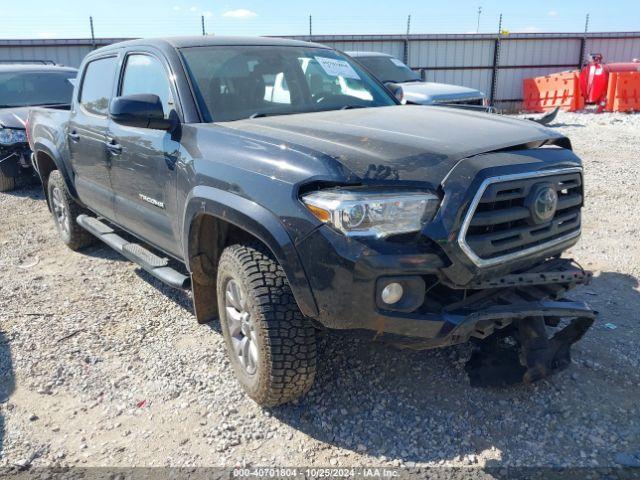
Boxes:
[604,71,640,112]
[523,71,584,112]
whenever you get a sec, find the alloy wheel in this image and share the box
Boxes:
[225,279,259,375]
[51,186,70,236]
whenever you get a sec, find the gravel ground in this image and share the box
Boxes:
[0,111,639,471]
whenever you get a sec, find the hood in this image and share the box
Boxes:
[398,82,485,105]
[0,107,30,129]
[222,105,566,184]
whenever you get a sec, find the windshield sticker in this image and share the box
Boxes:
[314,56,361,80]
[390,57,409,68]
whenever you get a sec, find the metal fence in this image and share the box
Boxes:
[0,38,126,69]
[2,32,640,110]
[289,32,640,110]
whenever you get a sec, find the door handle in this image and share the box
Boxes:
[106,138,122,155]
[67,131,80,142]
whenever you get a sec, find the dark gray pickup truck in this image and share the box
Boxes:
[28,36,595,406]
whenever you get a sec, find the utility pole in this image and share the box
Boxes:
[309,15,312,37]
[89,16,96,49]
[579,13,590,68]
[584,13,590,33]
[489,13,502,106]
[403,14,411,64]
[201,15,206,35]
[476,6,483,33]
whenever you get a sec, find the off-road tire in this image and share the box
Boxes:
[217,244,317,406]
[0,171,16,192]
[47,170,95,251]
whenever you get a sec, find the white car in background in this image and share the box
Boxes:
[346,51,488,108]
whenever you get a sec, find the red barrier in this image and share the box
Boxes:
[523,71,584,112]
[604,72,640,112]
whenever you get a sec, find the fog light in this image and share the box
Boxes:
[381,282,403,304]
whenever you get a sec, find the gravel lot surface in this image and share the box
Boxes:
[0,111,639,471]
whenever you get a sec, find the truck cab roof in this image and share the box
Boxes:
[0,64,77,73]
[92,36,330,54]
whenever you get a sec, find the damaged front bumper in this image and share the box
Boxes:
[346,257,595,345]
[0,142,32,178]
[349,255,597,387]
[463,303,595,387]
[377,258,597,386]
[298,221,596,385]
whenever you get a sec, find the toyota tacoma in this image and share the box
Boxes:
[28,37,595,406]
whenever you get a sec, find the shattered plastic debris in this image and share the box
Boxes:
[17,256,40,269]
[466,315,595,387]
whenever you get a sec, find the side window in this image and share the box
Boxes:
[80,56,118,116]
[121,54,174,118]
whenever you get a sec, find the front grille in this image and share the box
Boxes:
[434,97,485,106]
[459,168,583,266]
[448,98,484,106]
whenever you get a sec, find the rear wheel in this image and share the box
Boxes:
[217,244,317,406]
[0,171,16,192]
[47,170,95,250]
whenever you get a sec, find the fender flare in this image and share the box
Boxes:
[32,139,79,199]
[182,185,318,318]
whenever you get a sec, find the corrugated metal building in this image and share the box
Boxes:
[2,32,639,109]
[0,38,129,68]
[292,32,640,109]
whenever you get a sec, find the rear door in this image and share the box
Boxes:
[68,55,119,217]
[108,50,182,257]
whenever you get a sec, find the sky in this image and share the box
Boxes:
[1,0,639,39]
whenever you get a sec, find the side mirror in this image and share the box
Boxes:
[109,94,175,131]
[384,82,405,104]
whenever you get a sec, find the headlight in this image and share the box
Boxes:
[0,128,27,146]
[302,189,440,238]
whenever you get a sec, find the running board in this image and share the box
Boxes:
[76,214,190,290]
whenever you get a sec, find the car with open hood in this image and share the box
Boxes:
[0,63,76,191]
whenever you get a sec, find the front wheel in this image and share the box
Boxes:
[217,244,317,406]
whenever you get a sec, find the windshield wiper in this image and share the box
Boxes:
[340,105,366,110]
[249,112,268,119]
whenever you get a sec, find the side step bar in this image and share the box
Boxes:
[76,214,190,290]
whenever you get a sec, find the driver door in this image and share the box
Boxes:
[108,51,182,257]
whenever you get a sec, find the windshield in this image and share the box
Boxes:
[180,46,397,122]
[0,71,76,108]
[355,56,421,84]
